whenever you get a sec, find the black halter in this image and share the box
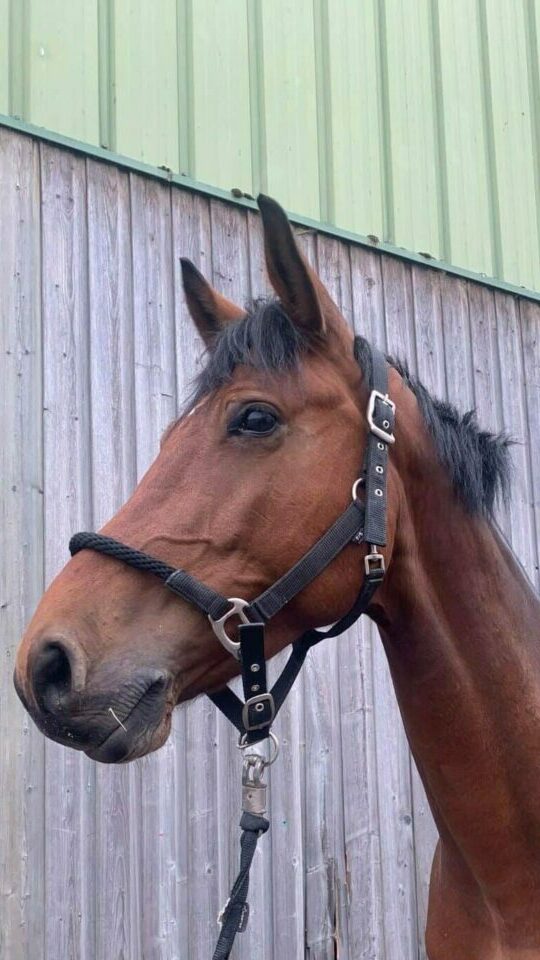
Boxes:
[69,337,395,958]
[69,339,394,741]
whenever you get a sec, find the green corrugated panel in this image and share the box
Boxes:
[2,0,540,291]
[26,0,100,143]
[114,0,179,168]
[325,0,385,238]
[437,0,494,277]
[483,0,540,285]
[190,0,252,189]
[0,0,9,114]
[260,0,320,219]
[383,0,443,258]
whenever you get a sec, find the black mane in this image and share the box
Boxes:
[188,302,512,516]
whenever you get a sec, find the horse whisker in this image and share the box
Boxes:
[108,707,127,732]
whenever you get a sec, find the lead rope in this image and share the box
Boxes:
[212,742,277,959]
[212,811,269,959]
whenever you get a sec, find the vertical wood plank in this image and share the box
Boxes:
[494,292,537,579]
[129,172,178,959]
[349,247,386,349]
[246,208,274,302]
[172,187,219,957]
[519,299,540,591]
[467,282,508,536]
[40,142,96,960]
[86,157,142,960]
[208,198,274,960]
[248,208,303,960]
[0,127,45,960]
[410,267,445,956]
[440,277,475,412]
[411,267,446,396]
[467,284,502,433]
[377,257,419,960]
[301,234,355,960]
[336,615,385,960]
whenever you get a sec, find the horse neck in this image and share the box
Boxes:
[375,417,540,895]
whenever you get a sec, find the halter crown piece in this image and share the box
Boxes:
[69,338,395,959]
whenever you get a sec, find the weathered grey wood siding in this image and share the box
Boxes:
[1,125,539,960]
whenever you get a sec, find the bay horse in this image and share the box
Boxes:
[14,195,540,958]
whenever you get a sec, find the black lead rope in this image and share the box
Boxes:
[212,811,269,959]
[69,339,395,959]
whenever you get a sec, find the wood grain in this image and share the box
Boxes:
[40,141,96,960]
[87,157,141,960]
[0,126,44,960]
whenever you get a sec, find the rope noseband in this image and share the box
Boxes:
[69,339,395,958]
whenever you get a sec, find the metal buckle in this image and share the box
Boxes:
[366,390,395,444]
[242,693,276,732]
[217,898,230,927]
[208,597,249,659]
[218,897,250,931]
[364,545,386,579]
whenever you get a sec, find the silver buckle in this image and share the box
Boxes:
[367,390,395,444]
[217,898,250,932]
[364,546,386,578]
[217,898,230,927]
[242,693,276,732]
[208,597,249,658]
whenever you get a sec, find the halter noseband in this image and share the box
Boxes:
[68,338,395,957]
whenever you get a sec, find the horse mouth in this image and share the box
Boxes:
[86,684,173,764]
[14,665,174,764]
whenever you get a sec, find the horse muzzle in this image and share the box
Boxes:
[14,637,173,763]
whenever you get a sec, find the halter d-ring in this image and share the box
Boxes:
[238,730,280,767]
[351,477,365,502]
[208,597,250,658]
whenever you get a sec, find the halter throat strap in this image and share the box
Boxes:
[69,339,395,743]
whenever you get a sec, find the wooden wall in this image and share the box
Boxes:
[1,125,539,960]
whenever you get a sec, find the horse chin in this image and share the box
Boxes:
[86,710,172,764]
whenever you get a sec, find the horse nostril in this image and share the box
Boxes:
[31,642,75,714]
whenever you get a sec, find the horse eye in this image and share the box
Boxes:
[228,406,280,437]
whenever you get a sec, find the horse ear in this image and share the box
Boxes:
[257,194,325,337]
[180,258,246,347]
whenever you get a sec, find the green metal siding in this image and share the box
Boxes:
[2,0,540,291]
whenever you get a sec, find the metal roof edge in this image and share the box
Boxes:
[2,113,539,304]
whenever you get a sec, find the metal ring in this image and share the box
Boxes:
[351,478,363,501]
[208,597,249,659]
[238,730,280,767]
